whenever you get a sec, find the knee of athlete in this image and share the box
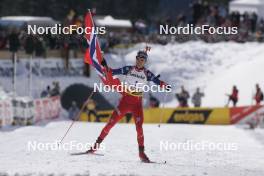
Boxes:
[137,132,144,139]
[135,116,143,123]
[136,125,143,132]
[136,120,143,127]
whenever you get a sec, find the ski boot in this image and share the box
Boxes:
[86,137,102,154]
[139,146,150,163]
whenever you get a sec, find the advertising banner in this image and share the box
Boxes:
[34,96,61,123]
[0,58,84,77]
[0,99,13,127]
[79,107,230,125]
[230,105,264,124]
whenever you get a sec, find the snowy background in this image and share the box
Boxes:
[111,41,264,107]
[1,41,263,108]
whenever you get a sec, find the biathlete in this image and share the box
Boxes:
[87,49,170,163]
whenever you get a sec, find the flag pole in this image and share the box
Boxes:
[158,90,168,127]
[58,91,95,144]
[59,9,101,145]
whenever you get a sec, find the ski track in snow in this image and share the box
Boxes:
[0,121,264,176]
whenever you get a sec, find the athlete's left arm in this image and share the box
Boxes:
[146,70,170,90]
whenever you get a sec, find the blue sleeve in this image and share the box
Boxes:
[112,66,132,76]
[146,70,161,85]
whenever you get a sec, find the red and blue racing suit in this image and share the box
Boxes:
[97,66,167,149]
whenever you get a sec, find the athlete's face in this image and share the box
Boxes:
[136,57,146,68]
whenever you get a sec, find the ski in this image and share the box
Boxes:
[142,160,167,164]
[70,152,104,156]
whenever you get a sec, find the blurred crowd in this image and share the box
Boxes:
[149,83,264,108]
[0,1,264,58]
[138,1,264,43]
[0,24,87,59]
[169,83,263,108]
[105,1,264,45]
[40,81,61,98]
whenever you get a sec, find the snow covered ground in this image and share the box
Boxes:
[1,121,264,176]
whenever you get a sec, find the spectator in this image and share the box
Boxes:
[191,0,203,25]
[50,81,60,96]
[250,12,258,33]
[0,29,7,49]
[226,85,239,107]
[8,28,20,53]
[254,84,263,105]
[84,99,98,122]
[40,86,51,98]
[191,87,204,107]
[176,86,190,107]
[35,36,46,57]
[8,28,20,62]
[24,34,35,55]
[149,93,160,108]
[68,101,80,120]
[258,18,264,33]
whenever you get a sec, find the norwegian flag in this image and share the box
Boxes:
[84,10,121,88]
[84,10,107,83]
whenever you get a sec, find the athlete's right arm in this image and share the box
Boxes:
[112,66,132,76]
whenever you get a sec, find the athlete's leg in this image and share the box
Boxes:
[132,102,150,162]
[132,102,144,148]
[87,97,129,153]
[98,108,126,140]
